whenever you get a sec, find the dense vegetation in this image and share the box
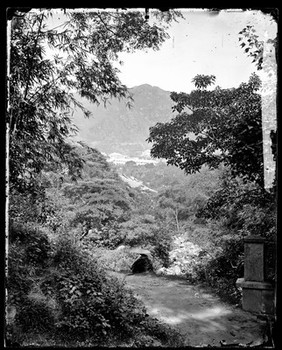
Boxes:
[7,142,186,347]
[147,71,277,303]
[6,8,186,347]
[119,156,276,304]
[6,8,277,347]
[8,8,182,193]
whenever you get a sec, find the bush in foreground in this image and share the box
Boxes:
[7,223,185,347]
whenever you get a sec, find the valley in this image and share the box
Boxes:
[70,84,176,157]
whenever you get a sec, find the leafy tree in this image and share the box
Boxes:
[120,161,221,220]
[148,73,264,186]
[8,8,182,192]
[63,178,133,232]
[197,169,275,238]
[195,168,276,289]
[75,141,118,180]
[238,24,277,71]
[156,184,192,231]
[119,215,158,246]
[118,215,172,266]
[238,26,264,70]
[147,70,276,302]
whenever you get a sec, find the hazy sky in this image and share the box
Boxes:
[115,9,277,93]
[44,8,277,93]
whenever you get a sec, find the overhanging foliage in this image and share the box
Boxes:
[148,73,264,186]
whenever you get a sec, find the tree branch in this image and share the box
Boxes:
[24,13,45,101]
[95,11,118,38]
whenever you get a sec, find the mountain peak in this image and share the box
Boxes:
[72,83,174,157]
[131,83,153,89]
[130,84,169,92]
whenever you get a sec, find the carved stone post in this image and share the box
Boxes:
[236,236,275,315]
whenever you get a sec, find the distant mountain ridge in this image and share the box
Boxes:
[70,84,176,157]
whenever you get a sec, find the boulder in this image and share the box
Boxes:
[156,267,167,275]
[169,265,182,275]
[116,245,126,251]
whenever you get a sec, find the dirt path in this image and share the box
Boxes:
[108,271,267,347]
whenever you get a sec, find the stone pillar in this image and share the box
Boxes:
[236,236,275,315]
[244,236,265,282]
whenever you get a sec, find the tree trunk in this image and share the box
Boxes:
[174,209,180,232]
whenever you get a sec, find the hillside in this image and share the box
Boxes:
[119,174,157,193]
[70,84,175,157]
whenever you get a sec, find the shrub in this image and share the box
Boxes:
[7,245,33,306]
[15,299,55,333]
[7,222,184,347]
[9,222,51,267]
[87,224,126,249]
[152,229,171,268]
[170,222,244,304]
[193,169,276,304]
[9,186,46,225]
[7,222,52,309]
[118,217,172,267]
[192,234,244,304]
[39,235,170,343]
[92,246,137,272]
